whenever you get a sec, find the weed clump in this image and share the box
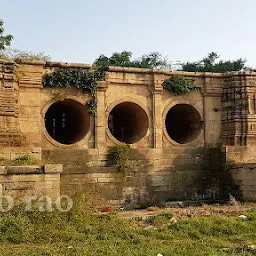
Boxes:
[15,154,38,165]
[108,144,132,174]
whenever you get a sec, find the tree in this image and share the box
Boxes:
[133,52,171,69]
[93,51,171,70]
[0,19,13,51]
[181,52,246,73]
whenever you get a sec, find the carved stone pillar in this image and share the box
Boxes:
[0,59,24,146]
[95,81,108,151]
[153,75,163,148]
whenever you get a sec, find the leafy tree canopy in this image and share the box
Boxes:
[181,52,246,73]
[0,19,13,51]
[93,51,171,70]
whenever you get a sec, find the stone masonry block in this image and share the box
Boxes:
[44,164,63,174]
[0,166,7,175]
[7,166,43,174]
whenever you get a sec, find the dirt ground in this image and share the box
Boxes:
[117,203,256,220]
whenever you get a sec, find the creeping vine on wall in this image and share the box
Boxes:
[162,75,198,95]
[86,96,98,116]
[43,68,104,115]
[43,68,104,92]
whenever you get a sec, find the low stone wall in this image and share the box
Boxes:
[0,164,62,202]
[225,163,256,201]
[43,148,223,208]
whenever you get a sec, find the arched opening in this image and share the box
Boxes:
[45,99,90,145]
[108,102,149,144]
[165,104,202,144]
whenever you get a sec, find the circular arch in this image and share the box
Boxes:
[106,98,150,145]
[41,98,93,148]
[163,100,203,145]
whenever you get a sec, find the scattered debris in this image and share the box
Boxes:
[247,241,256,251]
[102,207,111,213]
[147,206,160,212]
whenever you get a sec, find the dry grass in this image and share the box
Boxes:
[118,203,256,221]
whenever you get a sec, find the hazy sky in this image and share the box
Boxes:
[2,0,256,67]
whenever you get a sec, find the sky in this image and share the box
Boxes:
[1,0,256,67]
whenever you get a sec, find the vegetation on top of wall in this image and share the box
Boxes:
[43,68,104,115]
[180,52,246,73]
[108,144,132,175]
[0,154,39,166]
[42,68,104,93]
[93,51,171,70]
[15,154,39,165]
[0,48,51,62]
[162,75,198,95]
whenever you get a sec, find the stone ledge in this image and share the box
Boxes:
[45,62,91,69]
[7,166,43,174]
[44,164,63,174]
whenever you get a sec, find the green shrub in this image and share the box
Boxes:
[108,144,132,174]
[162,75,198,95]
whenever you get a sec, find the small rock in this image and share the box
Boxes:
[248,241,256,250]
[170,216,178,223]
[238,215,247,220]
[157,254,164,256]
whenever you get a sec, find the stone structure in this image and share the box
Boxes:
[1,58,256,207]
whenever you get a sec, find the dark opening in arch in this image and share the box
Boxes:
[165,104,202,144]
[45,99,90,145]
[108,102,149,144]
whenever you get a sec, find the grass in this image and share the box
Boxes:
[0,203,256,255]
[0,154,38,166]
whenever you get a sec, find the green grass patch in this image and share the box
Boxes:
[0,205,256,255]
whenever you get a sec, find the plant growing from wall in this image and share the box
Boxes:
[162,75,198,95]
[43,68,104,92]
[108,144,132,175]
[51,92,67,101]
[43,68,105,115]
[86,96,98,116]
[15,154,38,165]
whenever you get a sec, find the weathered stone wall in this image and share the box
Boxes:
[0,164,62,202]
[223,162,256,201]
[2,59,256,206]
[42,147,223,207]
